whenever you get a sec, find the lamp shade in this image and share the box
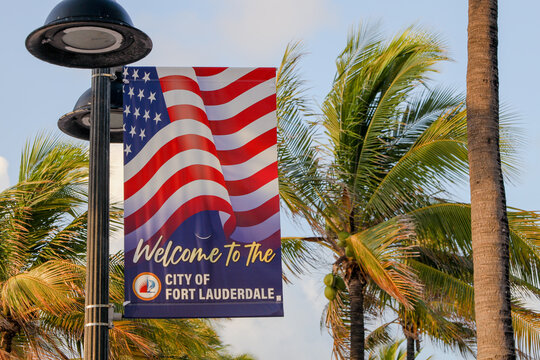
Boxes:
[25,0,152,68]
[58,69,124,143]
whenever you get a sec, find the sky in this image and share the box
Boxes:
[1,1,540,359]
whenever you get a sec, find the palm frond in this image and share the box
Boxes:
[280,237,322,282]
[348,216,420,308]
[1,260,82,321]
[364,106,468,219]
[512,305,540,359]
[277,41,322,220]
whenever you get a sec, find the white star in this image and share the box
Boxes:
[132,69,139,80]
[143,72,151,83]
[148,91,156,103]
[139,129,146,141]
[123,105,131,116]
[128,87,134,98]
[143,110,150,121]
[123,67,129,78]
[153,113,162,123]
[133,107,140,119]
[137,89,145,101]
[123,123,126,132]
[124,144,132,155]
[129,126,136,137]
[122,85,125,94]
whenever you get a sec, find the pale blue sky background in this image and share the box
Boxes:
[1,1,539,359]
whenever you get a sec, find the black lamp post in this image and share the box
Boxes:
[25,1,151,359]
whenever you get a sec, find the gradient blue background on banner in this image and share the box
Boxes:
[124,210,283,318]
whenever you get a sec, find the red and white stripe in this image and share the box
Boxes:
[124,67,279,248]
[195,67,279,244]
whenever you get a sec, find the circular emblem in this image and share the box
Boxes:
[133,272,161,301]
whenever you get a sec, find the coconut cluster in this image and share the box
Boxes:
[337,231,354,258]
[323,273,346,301]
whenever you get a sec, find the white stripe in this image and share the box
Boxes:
[125,180,231,244]
[124,149,223,216]
[157,67,197,81]
[162,90,205,111]
[221,145,277,181]
[212,111,276,151]
[196,68,254,91]
[219,212,231,226]
[124,120,213,180]
[229,179,278,212]
[230,212,281,243]
[205,79,276,121]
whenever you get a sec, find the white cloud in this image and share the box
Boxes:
[216,0,337,61]
[0,157,9,191]
[218,274,333,359]
[139,0,337,67]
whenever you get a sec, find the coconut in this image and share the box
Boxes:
[324,286,337,301]
[335,276,346,291]
[345,245,355,258]
[323,273,335,287]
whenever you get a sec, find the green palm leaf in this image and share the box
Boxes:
[348,217,420,307]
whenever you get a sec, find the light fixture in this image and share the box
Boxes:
[58,68,124,143]
[25,0,152,68]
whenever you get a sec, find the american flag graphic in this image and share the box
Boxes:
[123,66,280,252]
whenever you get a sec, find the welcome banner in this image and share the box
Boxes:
[122,66,283,318]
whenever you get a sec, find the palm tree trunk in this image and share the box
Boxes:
[406,335,415,360]
[467,1,515,359]
[1,313,18,353]
[1,330,16,353]
[349,272,365,360]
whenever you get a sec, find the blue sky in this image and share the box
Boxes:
[1,1,539,359]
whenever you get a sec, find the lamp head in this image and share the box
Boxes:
[26,0,152,68]
[58,68,124,143]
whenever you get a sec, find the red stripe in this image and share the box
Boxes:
[139,196,236,247]
[167,104,209,123]
[225,162,277,196]
[124,135,218,199]
[160,75,200,93]
[233,195,279,227]
[217,128,276,166]
[208,95,276,135]
[194,67,228,77]
[125,165,228,234]
[199,68,276,106]
[259,230,282,250]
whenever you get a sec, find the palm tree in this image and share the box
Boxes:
[277,25,473,360]
[0,135,256,360]
[408,204,540,359]
[367,339,432,360]
[277,24,540,359]
[0,134,89,358]
[466,1,516,358]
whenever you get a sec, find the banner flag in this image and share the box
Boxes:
[122,66,283,318]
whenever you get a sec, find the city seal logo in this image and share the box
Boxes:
[133,272,161,301]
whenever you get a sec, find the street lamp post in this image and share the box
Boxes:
[84,66,111,359]
[25,1,151,359]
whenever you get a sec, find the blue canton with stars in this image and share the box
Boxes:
[123,66,170,163]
